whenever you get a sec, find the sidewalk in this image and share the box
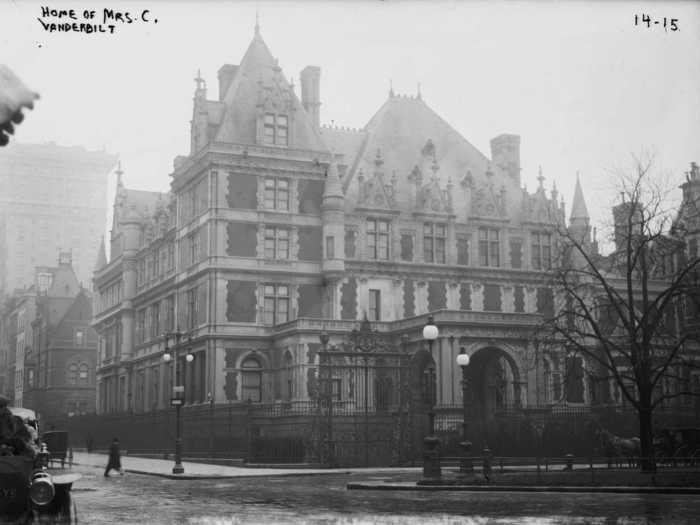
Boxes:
[71,451,420,480]
[346,481,700,495]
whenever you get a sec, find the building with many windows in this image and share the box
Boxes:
[0,142,116,297]
[0,253,97,418]
[92,24,571,418]
[90,26,699,462]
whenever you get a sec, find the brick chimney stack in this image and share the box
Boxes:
[300,66,321,129]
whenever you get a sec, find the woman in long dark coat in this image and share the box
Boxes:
[104,438,123,477]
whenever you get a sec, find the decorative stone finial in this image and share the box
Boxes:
[537,166,545,188]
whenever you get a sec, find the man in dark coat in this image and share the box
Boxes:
[104,438,123,477]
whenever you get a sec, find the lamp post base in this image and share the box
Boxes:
[421,435,441,480]
[172,464,184,475]
[459,440,474,477]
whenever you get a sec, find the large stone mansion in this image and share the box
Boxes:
[91,23,698,442]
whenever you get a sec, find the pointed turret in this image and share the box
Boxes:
[95,236,107,270]
[570,173,590,222]
[190,69,209,154]
[321,154,345,281]
[568,173,596,257]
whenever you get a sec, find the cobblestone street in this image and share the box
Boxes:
[67,464,700,524]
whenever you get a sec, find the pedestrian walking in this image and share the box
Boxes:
[104,437,124,477]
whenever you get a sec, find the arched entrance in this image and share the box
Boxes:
[466,347,521,419]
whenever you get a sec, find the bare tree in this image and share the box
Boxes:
[538,153,700,472]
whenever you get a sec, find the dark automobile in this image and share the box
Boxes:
[0,408,80,524]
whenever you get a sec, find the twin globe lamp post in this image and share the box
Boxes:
[420,316,474,480]
[162,331,194,475]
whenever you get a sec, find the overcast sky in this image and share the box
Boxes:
[3,0,700,250]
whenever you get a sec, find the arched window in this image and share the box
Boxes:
[282,351,293,401]
[78,363,89,386]
[241,357,262,402]
[67,363,78,385]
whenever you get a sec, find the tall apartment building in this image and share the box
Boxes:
[0,142,116,296]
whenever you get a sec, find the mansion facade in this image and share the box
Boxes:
[91,25,698,425]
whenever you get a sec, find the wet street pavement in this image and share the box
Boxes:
[69,465,700,524]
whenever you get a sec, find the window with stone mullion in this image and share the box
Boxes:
[367,219,390,260]
[479,228,500,267]
[265,227,290,259]
[263,284,290,325]
[531,232,552,270]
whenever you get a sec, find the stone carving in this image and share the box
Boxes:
[357,149,396,210]
[471,173,506,219]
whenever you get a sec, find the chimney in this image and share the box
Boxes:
[300,66,321,129]
[490,134,521,185]
[217,64,238,101]
[613,200,644,252]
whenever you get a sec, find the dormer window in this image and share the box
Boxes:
[263,113,288,146]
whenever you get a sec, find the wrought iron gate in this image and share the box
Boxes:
[315,319,414,467]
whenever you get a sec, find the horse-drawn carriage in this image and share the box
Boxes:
[654,427,700,466]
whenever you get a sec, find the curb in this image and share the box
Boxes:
[76,462,357,480]
[346,483,700,495]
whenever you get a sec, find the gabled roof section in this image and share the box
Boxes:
[214,29,327,151]
[343,94,492,213]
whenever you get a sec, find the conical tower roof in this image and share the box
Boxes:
[95,235,107,270]
[570,173,590,221]
[323,155,343,199]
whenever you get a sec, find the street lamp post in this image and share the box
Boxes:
[421,315,440,481]
[457,347,474,476]
[163,330,194,475]
[319,331,333,467]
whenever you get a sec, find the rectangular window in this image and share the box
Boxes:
[326,236,334,259]
[367,219,390,260]
[689,238,698,259]
[263,284,290,325]
[264,227,290,259]
[75,329,84,347]
[423,223,446,263]
[400,233,414,261]
[188,232,199,266]
[264,178,290,211]
[369,289,381,321]
[345,229,356,258]
[263,114,289,146]
[531,232,552,270]
[276,115,288,146]
[457,236,469,266]
[151,303,160,338]
[187,288,198,330]
[479,228,500,267]
[167,243,175,271]
[264,114,275,145]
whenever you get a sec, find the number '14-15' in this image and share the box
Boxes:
[635,14,679,31]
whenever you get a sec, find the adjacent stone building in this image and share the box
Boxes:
[0,253,97,418]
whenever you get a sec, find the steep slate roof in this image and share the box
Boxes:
[215,29,327,151]
[319,126,368,180]
[336,94,515,222]
[122,189,167,219]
